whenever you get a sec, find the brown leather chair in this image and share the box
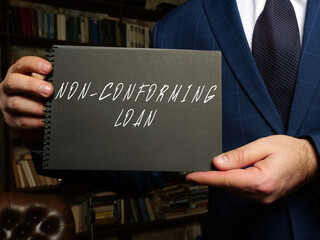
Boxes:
[0,192,75,240]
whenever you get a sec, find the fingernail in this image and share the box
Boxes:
[215,155,229,166]
[40,84,52,96]
[40,62,51,73]
[186,173,197,182]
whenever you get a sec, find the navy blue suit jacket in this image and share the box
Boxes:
[152,0,320,239]
[32,0,320,238]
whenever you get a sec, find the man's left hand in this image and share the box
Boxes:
[187,135,319,204]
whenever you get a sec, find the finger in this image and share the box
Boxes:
[5,95,45,116]
[4,73,53,98]
[4,113,44,130]
[187,167,266,197]
[8,56,52,75]
[187,169,276,204]
[213,138,272,170]
[187,168,261,192]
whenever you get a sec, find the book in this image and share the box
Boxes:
[10,6,23,34]
[80,15,89,43]
[16,159,28,188]
[144,197,156,221]
[130,199,139,223]
[120,199,125,224]
[36,9,43,37]
[56,14,66,40]
[135,198,149,222]
[92,204,115,212]
[11,146,60,189]
[30,9,38,37]
[20,159,36,187]
[17,162,26,188]
[89,18,99,44]
[71,204,80,233]
[19,7,28,35]
[28,158,42,187]
[47,13,55,39]
[12,158,21,188]
[153,180,209,220]
[42,45,221,171]
[71,202,88,233]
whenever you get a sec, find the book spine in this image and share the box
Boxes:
[42,46,56,168]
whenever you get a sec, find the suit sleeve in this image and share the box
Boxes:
[307,134,320,157]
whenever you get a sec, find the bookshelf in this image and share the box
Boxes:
[0,0,167,189]
[56,176,208,240]
[0,0,208,239]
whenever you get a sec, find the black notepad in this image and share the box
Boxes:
[43,45,222,171]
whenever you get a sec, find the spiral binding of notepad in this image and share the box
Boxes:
[42,46,57,168]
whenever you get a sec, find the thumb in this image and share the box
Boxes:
[213,139,270,170]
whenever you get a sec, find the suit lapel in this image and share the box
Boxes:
[288,0,320,136]
[203,0,285,134]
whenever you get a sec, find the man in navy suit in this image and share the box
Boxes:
[1,0,320,239]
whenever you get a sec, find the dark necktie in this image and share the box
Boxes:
[252,0,301,127]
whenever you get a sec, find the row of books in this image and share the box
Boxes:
[124,17,154,48]
[8,2,154,47]
[12,153,60,189]
[130,197,156,223]
[153,178,209,220]
[70,200,89,233]
[71,193,156,231]
[70,191,124,233]
[91,191,124,227]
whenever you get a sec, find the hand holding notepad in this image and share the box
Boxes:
[0,56,53,140]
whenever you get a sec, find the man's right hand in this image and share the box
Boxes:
[0,56,53,140]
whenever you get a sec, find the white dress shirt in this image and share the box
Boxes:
[236,0,308,49]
